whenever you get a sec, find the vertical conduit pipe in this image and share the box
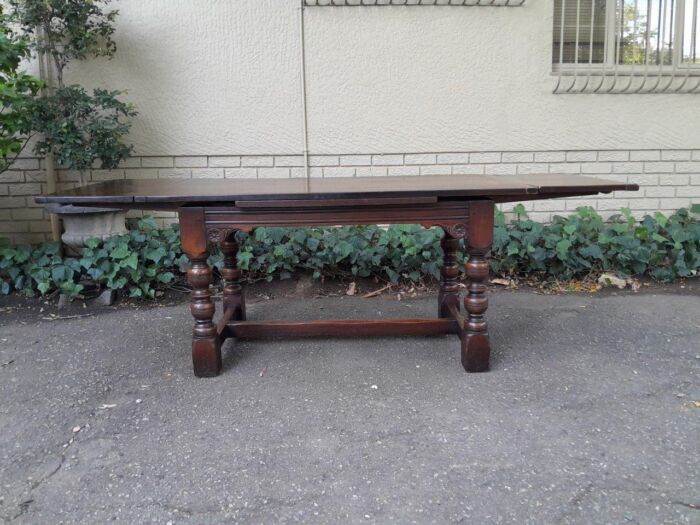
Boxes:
[299,0,311,192]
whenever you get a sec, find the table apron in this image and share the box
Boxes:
[198,200,477,241]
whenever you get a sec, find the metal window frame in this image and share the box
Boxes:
[304,0,527,6]
[553,0,700,93]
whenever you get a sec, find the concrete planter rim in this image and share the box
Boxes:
[45,203,124,215]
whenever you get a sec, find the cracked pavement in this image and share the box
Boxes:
[0,290,699,524]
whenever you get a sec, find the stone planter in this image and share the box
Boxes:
[45,203,128,256]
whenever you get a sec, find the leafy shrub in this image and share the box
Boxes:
[1,206,698,299]
[7,0,136,174]
[233,224,443,283]
[29,86,137,172]
[0,217,187,298]
[77,216,187,298]
[0,6,42,173]
[491,204,700,282]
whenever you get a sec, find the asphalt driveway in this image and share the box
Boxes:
[1,289,698,524]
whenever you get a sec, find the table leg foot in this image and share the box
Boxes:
[192,337,222,378]
[461,332,490,373]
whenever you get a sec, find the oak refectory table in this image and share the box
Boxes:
[36,174,638,378]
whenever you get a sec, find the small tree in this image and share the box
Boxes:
[8,0,136,178]
[0,7,42,173]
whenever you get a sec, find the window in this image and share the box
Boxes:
[553,0,700,93]
[304,0,526,6]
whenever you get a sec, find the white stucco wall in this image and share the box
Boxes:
[64,0,700,156]
[67,0,304,155]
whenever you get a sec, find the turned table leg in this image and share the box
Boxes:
[462,200,494,373]
[438,232,461,319]
[221,231,246,321]
[179,207,221,377]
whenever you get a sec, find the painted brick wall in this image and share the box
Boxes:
[1,150,698,244]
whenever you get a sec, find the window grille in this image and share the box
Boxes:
[304,0,526,6]
[553,0,700,93]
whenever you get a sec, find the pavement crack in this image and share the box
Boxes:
[5,437,72,522]
[147,502,194,516]
[556,480,662,522]
[29,454,66,492]
[5,455,65,523]
[135,501,223,517]
[672,501,700,510]
[3,499,33,524]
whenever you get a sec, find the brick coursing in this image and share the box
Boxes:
[1,150,698,244]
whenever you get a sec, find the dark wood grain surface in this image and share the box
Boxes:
[35,174,637,207]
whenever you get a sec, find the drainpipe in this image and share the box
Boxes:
[37,27,61,243]
[299,0,311,192]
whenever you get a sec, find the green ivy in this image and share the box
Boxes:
[0,216,187,298]
[491,204,700,282]
[1,206,699,299]
[76,216,187,298]
[230,224,443,284]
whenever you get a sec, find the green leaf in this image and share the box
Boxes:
[110,244,130,260]
[79,257,95,269]
[506,242,520,256]
[512,204,528,219]
[333,240,353,261]
[110,277,127,290]
[579,244,604,260]
[59,281,84,298]
[157,272,174,284]
[123,252,138,270]
[51,265,70,283]
[7,266,21,281]
[634,227,649,240]
[87,267,104,280]
[556,239,572,260]
[306,237,320,251]
[84,238,101,250]
[145,247,167,263]
[138,216,158,231]
[654,212,668,228]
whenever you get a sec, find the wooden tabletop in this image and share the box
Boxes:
[36,174,637,207]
